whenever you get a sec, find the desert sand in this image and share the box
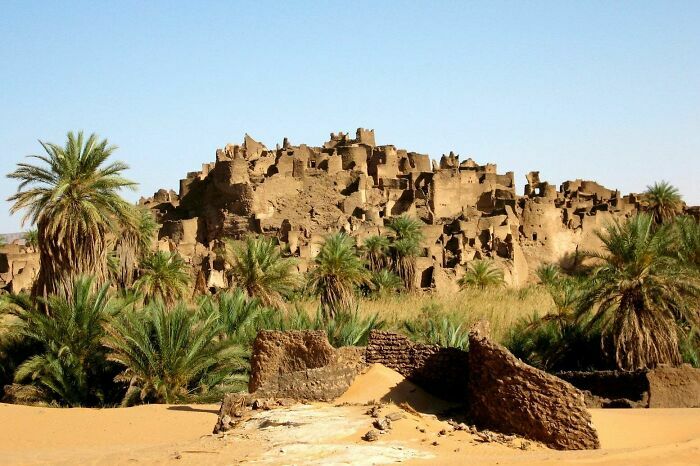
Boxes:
[1,364,699,465]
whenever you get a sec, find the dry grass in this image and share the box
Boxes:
[295,285,554,343]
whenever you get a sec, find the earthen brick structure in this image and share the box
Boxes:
[2,128,689,292]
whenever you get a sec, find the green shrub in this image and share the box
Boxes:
[104,302,247,405]
[504,312,608,372]
[402,315,470,350]
[679,325,700,367]
[256,305,384,348]
[7,277,119,406]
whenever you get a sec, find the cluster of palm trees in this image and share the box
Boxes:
[509,200,699,371]
[1,130,698,407]
[0,132,395,406]
[219,215,436,320]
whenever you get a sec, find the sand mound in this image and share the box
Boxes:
[336,363,454,413]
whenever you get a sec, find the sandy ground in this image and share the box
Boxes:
[1,365,699,465]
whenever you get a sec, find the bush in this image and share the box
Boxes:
[504,312,608,372]
[6,277,120,406]
[256,305,384,348]
[679,325,700,367]
[403,316,470,350]
[104,302,248,405]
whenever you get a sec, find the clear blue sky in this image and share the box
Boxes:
[2,1,699,233]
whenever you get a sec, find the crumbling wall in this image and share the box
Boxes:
[556,370,649,405]
[248,330,366,401]
[646,365,700,408]
[364,330,469,401]
[468,330,600,450]
[0,244,39,294]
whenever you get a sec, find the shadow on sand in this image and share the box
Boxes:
[167,405,219,414]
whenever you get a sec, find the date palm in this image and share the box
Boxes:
[7,132,136,298]
[672,215,700,269]
[387,216,424,290]
[370,269,403,298]
[362,235,390,272]
[536,263,561,287]
[578,214,700,370]
[225,237,297,310]
[9,276,116,406]
[458,260,505,289]
[113,207,159,287]
[24,229,39,251]
[307,233,369,320]
[134,251,191,305]
[644,181,682,224]
[104,303,245,405]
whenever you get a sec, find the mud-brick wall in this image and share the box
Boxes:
[364,330,469,401]
[249,330,366,402]
[558,365,700,408]
[556,370,649,403]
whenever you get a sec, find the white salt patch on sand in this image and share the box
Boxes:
[241,404,432,465]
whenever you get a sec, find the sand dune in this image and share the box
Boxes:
[1,401,699,465]
[1,366,699,466]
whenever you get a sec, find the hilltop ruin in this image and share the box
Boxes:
[137,128,645,291]
[0,128,673,293]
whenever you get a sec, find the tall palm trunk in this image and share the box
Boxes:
[393,255,416,291]
[33,218,109,300]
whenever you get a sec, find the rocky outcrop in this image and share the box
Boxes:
[364,330,469,401]
[468,330,600,450]
[248,330,366,401]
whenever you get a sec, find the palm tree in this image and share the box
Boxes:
[24,229,39,251]
[672,215,700,269]
[387,216,424,290]
[224,237,297,310]
[104,303,245,405]
[536,263,561,287]
[0,293,40,396]
[8,276,115,406]
[7,132,136,298]
[113,207,159,288]
[362,235,390,272]
[458,260,505,289]
[307,233,369,320]
[198,289,266,343]
[578,214,700,370]
[370,269,403,298]
[134,251,190,305]
[644,181,683,224]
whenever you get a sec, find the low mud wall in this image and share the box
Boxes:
[647,365,700,408]
[364,330,469,401]
[242,329,699,450]
[556,370,649,406]
[558,365,700,408]
[248,330,366,401]
[242,329,600,450]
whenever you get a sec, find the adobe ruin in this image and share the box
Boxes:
[137,128,650,292]
[0,128,691,293]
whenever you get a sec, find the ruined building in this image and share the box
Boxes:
[2,128,678,293]
[133,128,648,292]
